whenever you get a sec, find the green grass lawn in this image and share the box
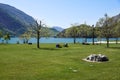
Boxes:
[0,43,120,80]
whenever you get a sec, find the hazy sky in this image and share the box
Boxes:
[0,0,120,28]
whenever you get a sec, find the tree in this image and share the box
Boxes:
[66,26,78,44]
[96,14,114,47]
[29,20,50,48]
[113,20,120,44]
[79,24,91,43]
[0,30,3,43]
[3,33,10,44]
[0,30,2,39]
[40,27,51,38]
[96,18,105,44]
[92,25,95,45]
[20,31,32,44]
[103,14,113,48]
[35,20,42,48]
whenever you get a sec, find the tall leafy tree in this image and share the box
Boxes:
[113,20,120,44]
[96,14,113,47]
[96,18,105,44]
[102,14,113,48]
[66,26,78,44]
[79,24,91,43]
[27,20,42,48]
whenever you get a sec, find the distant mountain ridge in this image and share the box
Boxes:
[0,3,35,25]
[0,3,60,36]
[52,26,64,32]
[0,3,35,36]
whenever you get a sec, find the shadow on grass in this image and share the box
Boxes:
[32,47,62,50]
[109,47,120,49]
[40,47,59,50]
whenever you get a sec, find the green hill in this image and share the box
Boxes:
[0,3,35,36]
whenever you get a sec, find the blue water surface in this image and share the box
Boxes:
[0,37,119,44]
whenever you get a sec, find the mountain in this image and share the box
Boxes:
[0,3,35,36]
[48,28,60,37]
[52,26,64,32]
[111,13,120,22]
[0,3,61,37]
[57,13,120,38]
[56,29,67,37]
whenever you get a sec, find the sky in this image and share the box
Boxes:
[0,0,120,28]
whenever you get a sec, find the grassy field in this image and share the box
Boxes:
[0,43,120,80]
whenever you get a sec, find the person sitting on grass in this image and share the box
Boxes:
[82,42,90,45]
[56,44,62,48]
[63,43,68,47]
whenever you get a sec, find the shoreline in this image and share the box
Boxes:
[89,41,120,44]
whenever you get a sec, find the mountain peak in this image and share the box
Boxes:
[52,26,64,32]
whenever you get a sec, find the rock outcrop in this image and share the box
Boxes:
[84,54,109,62]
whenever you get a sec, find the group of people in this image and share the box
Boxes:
[56,43,68,48]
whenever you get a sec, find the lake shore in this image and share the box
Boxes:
[89,41,120,44]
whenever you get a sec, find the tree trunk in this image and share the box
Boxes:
[85,37,87,43]
[36,20,42,49]
[100,38,102,45]
[92,31,95,45]
[73,37,76,44]
[37,31,40,48]
[92,25,95,45]
[106,37,109,48]
[116,37,118,44]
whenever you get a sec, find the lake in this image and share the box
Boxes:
[0,37,119,44]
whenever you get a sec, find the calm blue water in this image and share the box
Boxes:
[0,37,119,44]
